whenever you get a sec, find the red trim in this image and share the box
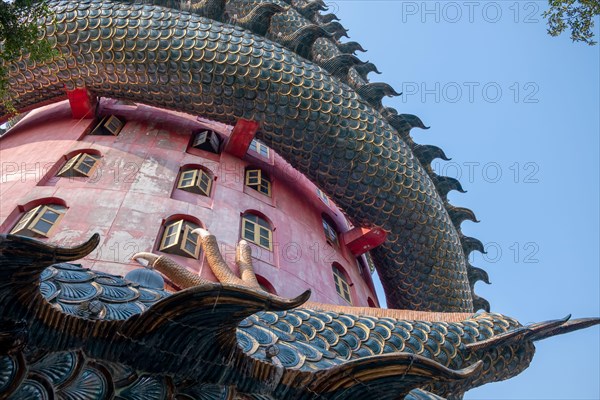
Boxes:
[367,297,378,308]
[163,214,204,228]
[255,274,278,295]
[0,96,69,126]
[180,163,214,178]
[342,226,388,256]
[241,209,275,231]
[21,197,68,211]
[64,148,102,159]
[224,119,260,158]
[66,88,97,119]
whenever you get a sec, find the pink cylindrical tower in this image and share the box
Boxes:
[0,99,380,307]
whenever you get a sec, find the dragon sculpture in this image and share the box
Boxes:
[0,0,598,398]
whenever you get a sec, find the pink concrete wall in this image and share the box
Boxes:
[0,101,379,307]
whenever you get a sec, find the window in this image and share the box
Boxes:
[177,168,212,196]
[245,168,271,197]
[241,213,273,251]
[357,256,374,279]
[57,153,100,178]
[316,188,330,205]
[322,215,338,246]
[159,219,201,259]
[190,129,221,154]
[10,205,65,237]
[90,115,125,136]
[249,139,270,158]
[364,252,376,273]
[332,265,352,304]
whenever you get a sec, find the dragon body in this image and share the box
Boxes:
[3,234,596,399]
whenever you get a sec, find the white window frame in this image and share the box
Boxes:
[316,188,330,205]
[249,139,270,158]
[159,219,201,259]
[322,217,339,247]
[90,115,125,136]
[333,266,352,304]
[177,168,212,197]
[241,214,273,251]
[10,205,64,237]
[57,153,100,178]
[245,169,271,197]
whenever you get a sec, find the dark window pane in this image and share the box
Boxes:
[78,163,92,173]
[43,210,60,223]
[184,241,196,253]
[257,217,269,228]
[164,236,176,247]
[33,220,52,233]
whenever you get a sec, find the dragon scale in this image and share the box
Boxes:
[2,234,596,398]
[0,234,573,399]
[3,0,472,312]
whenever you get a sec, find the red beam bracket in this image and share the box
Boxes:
[66,88,97,119]
[224,119,260,158]
[342,226,388,256]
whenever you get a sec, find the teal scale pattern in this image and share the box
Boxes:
[2,262,530,399]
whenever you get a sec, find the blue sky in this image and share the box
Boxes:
[333,1,599,398]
